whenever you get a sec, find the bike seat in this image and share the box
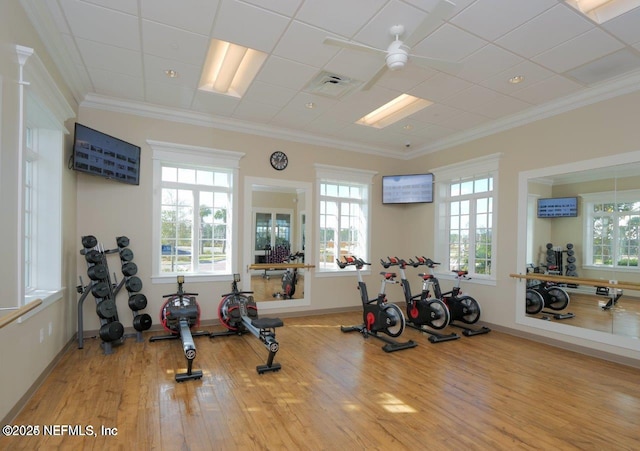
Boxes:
[251,317,283,329]
[380,271,396,280]
[418,273,433,280]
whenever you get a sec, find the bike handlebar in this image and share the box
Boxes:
[162,292,199,298]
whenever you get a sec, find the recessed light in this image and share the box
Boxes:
[165,69,179,78]
[403,124,413,131]
[305,102,315,109]
[509,75,524,84]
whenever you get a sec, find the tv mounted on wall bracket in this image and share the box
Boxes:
[382,173,434,204]
[537,196,578,218]
[72,123,141,186]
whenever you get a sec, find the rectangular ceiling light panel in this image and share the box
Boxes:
[199,39,267,98]
[565,0,640,23]
[356,94,433,129]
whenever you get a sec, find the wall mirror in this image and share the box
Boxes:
[243,176,312,310]
[516,151,640,351]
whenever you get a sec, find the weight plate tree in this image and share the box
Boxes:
[80,235,125,353]
[117,236,152,334]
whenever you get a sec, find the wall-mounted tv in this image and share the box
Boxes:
[72,123,141,185]
[382,173,434,204]
[537,196,578,218]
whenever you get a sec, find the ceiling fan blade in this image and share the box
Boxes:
[323,37,385,55]
[410,55,461,73]
[361,65,388,91]
[404,0,456,48]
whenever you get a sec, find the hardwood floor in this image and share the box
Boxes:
[2,311,640,450]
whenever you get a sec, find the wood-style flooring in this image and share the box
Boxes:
[2,311,640,450]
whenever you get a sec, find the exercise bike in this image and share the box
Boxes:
[525,277,574,320]
[382,257,458,343]
[273,251,304,299]
[338,256,417,353]
[149,276,209,382]
[211,273,283,374]
[412,257,490,336]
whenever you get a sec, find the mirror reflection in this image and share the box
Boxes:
[526,162,640,339]
[245,179,310,305]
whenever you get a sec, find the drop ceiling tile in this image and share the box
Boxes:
[567,49,640,85]
[241,0,304,16]
[412,24,486,63]
[143,54,201,87]
[61,33,84,66]
[456,45,523,83]
[440,110,492,130]
[510,75,583,104]
[532,28,625,73]
[59,0,140,51]
[242,81,298,108]
[142,20,209,66]
[211,0,290,52]
[76,38,142,77]
[496,4,594,59]
[323,49,381,83]
[256,56,318,91]
[444,84,501,112]
[273,21,340,68]
[269,107,316,129]
[232,100,281,123]
[141,0,219,35]
[86,67,144,101]
[82,0,138,15]
[145,81,195,109]
[480,60,556,94]
[475,93,533,119]
[191,90,240,115]
[295,0,387,38]
[450,0,557,41]
[602,6,640,45]
[303,114,351,136]
[375,64,438,92]
[409,72,473,102]
[412,103,464,126]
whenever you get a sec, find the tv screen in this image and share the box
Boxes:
[382,173,433,204]
[537,197,578,218]
[72,123,141,185]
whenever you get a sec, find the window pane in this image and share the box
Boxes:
[162,166,177,182]
[177,168,196,184]
[197,170,214,186]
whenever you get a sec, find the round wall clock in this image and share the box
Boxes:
[270,151,288,171]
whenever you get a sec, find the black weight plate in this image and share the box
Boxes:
[99,321,124,342]
[96,299,117,319]
[122,262,138,277]
[82,235,97,249]
[128,293,147,311]
[566,243,574,249]
[120,248,134,262]
[567,249,575,256]
[567,263,577,271]
[88,264,108,281]
[546,243,553,249]
[91,282,110,298]
[125,276,143,292]
[567,255,576,263]
[133,313,152,331]
[116,236,130,248]
[85,249,102,264]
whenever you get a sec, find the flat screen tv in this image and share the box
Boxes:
[72,123,141,185]
[537,196,578,218]
[382,173,433,204]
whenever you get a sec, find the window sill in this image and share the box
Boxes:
[20,288,64,323]
[151,273,233,284]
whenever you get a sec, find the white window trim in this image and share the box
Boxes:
[432,153,501,283]
[581,189,640,272]
[14,45,73,322]
[314,164,377,276]
[149,140,244,283]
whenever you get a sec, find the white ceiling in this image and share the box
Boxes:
[20,0,640,158]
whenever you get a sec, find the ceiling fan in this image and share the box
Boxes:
[323,0,459,90]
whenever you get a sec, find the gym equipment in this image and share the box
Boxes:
[525,263,574,320]
[412,257,490,336]
[338,256,417,353]
[382,257,458,343]
[150,276,208,382]
[212,274,283,374]
[273,251,304,299]
[597,286,624,310]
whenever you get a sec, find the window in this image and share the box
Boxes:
[583,190,640,269]
[150,141,243,281]
[433,154,500,279]
[315,164,376,271]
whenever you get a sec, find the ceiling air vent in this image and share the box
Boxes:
[305,71,361,98]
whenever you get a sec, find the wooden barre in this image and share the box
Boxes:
[248,263,316,270]
[0,298,43,329]
[509,273,640,291]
